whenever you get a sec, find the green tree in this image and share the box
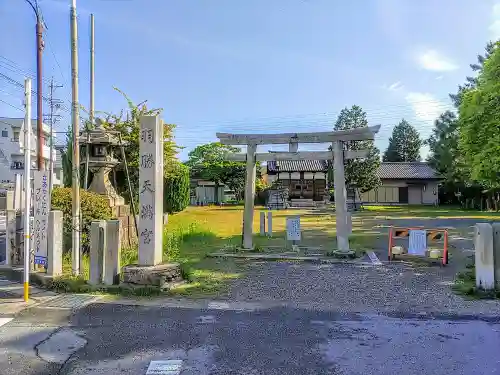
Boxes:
[59,125,73,187]
[426,111,467,202]
[104,88,180,199]
[185,142,246,202]
[450,41,496,107]
[382,119,421,162]
[332,105,381,192]
[459,41,500,188]
[164,163,190,213]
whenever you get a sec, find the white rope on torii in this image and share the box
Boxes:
[216,125,380,252]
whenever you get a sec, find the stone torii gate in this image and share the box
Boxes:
[216,125,380,253]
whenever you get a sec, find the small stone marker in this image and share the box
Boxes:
[103,220,121,285]
[89,220,107,285]
[5,210,16,266]
[267,211,273,237]
[491,223,500,289]
[475,223,495,290]
[260,212,266,236]
[47,210,63,277]
[146,360,183,375]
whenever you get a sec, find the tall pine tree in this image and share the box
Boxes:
[426,111,466,202]
[332,105,380,192]
[450,41,496,108]
[383,119,422,162]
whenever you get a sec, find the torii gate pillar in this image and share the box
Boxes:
[333,140,349,251]
[242,144,257,249]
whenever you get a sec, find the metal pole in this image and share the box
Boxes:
[118,134,138,238]
[36,20,44,171]
[23,78,32,302]
[89,14,95,124]
[84,13,94,190]
[48,77,54,197]
[70,0,81,275]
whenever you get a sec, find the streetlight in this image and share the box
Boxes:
[24,0,45,171]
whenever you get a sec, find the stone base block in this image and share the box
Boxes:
[121,263,183,290]
[328,250,356,259]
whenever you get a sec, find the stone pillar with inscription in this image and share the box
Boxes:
[122,116,184,289]
[138,115,164,266]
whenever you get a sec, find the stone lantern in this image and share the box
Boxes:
[79,118,124,208]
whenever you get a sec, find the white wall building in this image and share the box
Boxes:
[0,117,62,187]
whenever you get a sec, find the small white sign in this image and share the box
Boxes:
[146,360,183,375]
[408,229,427,256]
[286,216,301,241]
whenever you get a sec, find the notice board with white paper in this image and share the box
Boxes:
[286,216,301,241]
[408,229,427,256]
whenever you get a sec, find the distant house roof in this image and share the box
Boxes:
[377,162,440,180]
[267,160,328,173]
[267,160,440,180]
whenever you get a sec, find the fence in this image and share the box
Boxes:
[388,226,449,266]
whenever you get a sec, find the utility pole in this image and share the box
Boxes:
[36,15,44,171]
[24,0,45,171]
[23,78,32,302]
[70,0,81,276]
[84,13,95,189]
[45,77,63,195]
[89,14,95,124]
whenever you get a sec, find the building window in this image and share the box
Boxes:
[13,132,19,142]
[1,130,8,137]
[11,162,24,170]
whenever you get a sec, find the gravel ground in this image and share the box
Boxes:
[226,261,500,316]
[220,217,500,316]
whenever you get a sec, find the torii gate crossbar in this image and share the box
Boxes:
[217,125,380,252]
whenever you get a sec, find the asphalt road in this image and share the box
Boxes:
[2,303,500,375]
[0,215,499,374]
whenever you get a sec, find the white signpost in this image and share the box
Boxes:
[408,229,427,256]
[32,170,49,266]
[286,216,301,241]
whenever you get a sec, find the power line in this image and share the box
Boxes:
[0,55,51,85]
[42,31,68,86]
[0,98,24,112]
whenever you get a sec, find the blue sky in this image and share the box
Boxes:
[0,0,498,160]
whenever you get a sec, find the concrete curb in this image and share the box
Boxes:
[0,265,55,288]
[207,252,392,266]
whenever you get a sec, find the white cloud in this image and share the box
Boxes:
[381,81,404,92]
[388,81,403,91]
[405,92,451,123]
[417,50,458,72]
[489,4,500,40]
[435,75,443,80]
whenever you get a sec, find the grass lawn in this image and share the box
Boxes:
[55,204,492,298]
[361,205,500,219]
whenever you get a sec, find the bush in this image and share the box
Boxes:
[51,187,112,251]
[164,163,190,214]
